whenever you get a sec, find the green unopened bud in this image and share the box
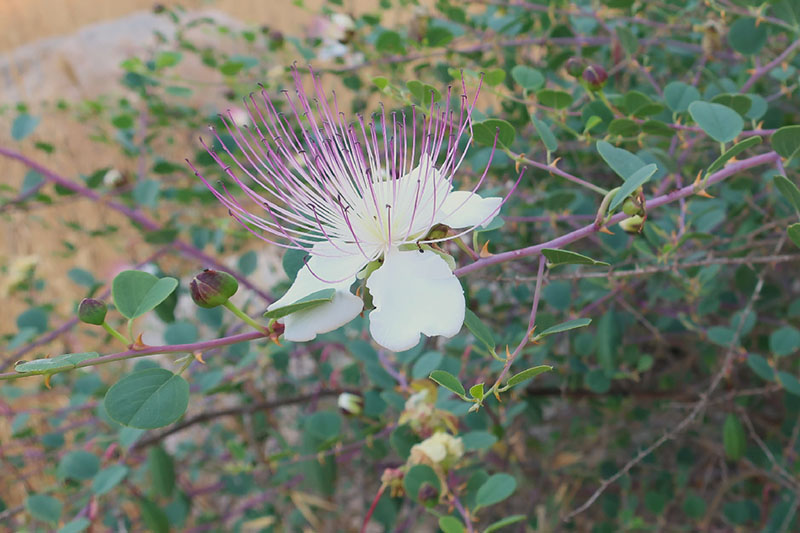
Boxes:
[619,215,645,234]
[582,64,608,91]
[190,269,239,308]
[78,298,107,325]
[337,393,363,416]
[565,57,584,78]
[622,197,644,216]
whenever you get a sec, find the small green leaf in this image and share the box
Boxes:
[511,65,544,90]
[531,114,558,152]
[770,326,800,357]
[723,414,747,460]
[542,248,610,267]
[376,30,404,54]
[746,354,775,382]
[536,318,592,339]
[104,369,189,429]
[461,430,497,451]
[536,88,572,109]
[473,119,515,147]
[264,288,336,319]
[778,371,800,396]
[774,175,800,213]
[438,516,465,533]
[772,125,800,161]
[596,140,646,180]
[15,352,98,374]
[483,68,506,87]
[92,465,129,495]
[464,309,495,353]
[609,164,657,212]
[688,101,743,143]
[710,94,752,117]
[506,365,553,388]
[429,370,466,397]
[788,223,800,248]
[706,136,762,175]
[476,473,517,509]
[608,118,640,137]
[112,271,178,320]
[664,82,700,112]
[12,114,41,141]
[728,17,767,55]
[469,382,485,400]
[25,494,62,524]
[58,450,100,481]
[484,515,527,533]
[148,446,176,498]
[642,120,675,137]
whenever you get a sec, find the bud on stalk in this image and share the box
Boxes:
[78,298,107,325]
[582,64,608,91]
[190,269,239,308]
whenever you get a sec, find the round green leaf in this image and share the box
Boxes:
[728,18,767,55]
[778,371,800,396]
[536,88,572,109]
[92,465,129,495]
[439,516,465,533]
[746,354,775,382]
[608,118,640,137]
[476,473,517,508]
[58,450,100,481]
[710,93,752,117]
[511,65,544,90]
[664,82,700,112]
[473,119,515,147]
[25,494,62,524]
[112,270,179,320]
[104,369,189,429]
[403,464,440,502]
[772,126,800,160]
[411,351,443,379]
[770,326,800,357]
[688,102,743,143]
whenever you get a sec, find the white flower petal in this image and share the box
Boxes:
[269,241,370,342]
[366,249,464,352]
[437,190,502,229]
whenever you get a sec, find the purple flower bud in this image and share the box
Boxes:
[78,298,107,326]
[565,57,584,78]
[582,64,608,90]
[190,269,239,308]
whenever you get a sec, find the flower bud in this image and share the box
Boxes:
[622,197,644,216]
[78,298,107,325]
[565,57,584,78]
[582,64,608,90]
[619,215,645,234]
[190,269,239,308]
[337,392,363,416]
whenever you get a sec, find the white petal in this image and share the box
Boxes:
[366,249,464,352]
[269,241,369,342]
[437,191,502,229]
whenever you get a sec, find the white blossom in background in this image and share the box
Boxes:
[191,66,516,352]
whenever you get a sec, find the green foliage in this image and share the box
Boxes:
[104,369,190,429]
[112,270,178,320]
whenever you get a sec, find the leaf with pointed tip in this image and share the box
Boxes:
[774,176,800,213]
[507,365,553,388]
[429,370,466,397]
[706,136,761,175]
[15,352,98,374]
[609,164,657,212]
[264,288,336,319]
[596,141,646,180]
[535,318,592,339]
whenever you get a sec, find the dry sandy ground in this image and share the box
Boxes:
[0,0,383,338]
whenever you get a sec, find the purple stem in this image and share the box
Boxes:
[455,152,781,277]
[741,39,800,93]
[0,331,267,381]
[0,146,272,302]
